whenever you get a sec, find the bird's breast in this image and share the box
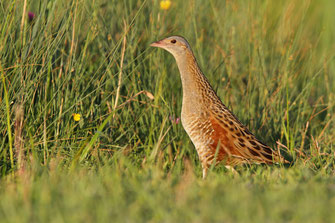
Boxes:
[181,107,214,146]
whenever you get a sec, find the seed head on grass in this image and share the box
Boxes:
[169,116,180,124]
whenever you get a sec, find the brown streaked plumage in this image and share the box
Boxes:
[151,36,288,178]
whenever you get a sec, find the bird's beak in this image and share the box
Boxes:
[150,40,164,48]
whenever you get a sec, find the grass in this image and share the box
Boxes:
[0,0,335,222]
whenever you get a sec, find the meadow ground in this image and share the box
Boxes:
[0,0,335,222]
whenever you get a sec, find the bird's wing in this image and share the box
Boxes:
[207,107,286,165]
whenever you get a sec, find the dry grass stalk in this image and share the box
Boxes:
[14,104,25,173]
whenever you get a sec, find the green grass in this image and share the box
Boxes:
[0,0,335,222]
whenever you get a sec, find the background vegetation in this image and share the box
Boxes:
[0,0,334,222]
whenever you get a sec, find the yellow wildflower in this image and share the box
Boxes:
[160,0,171,10]
[73,113,81,121]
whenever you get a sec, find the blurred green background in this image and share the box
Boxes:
[0,0,334,222]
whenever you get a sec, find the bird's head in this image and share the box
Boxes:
[150,36,191,58]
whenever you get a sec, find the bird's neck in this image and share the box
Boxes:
[174,51,215,113]
[174,51,209,98]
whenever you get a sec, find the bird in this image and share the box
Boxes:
[150,36,288,178]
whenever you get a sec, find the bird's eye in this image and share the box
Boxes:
[171,39,176,44]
